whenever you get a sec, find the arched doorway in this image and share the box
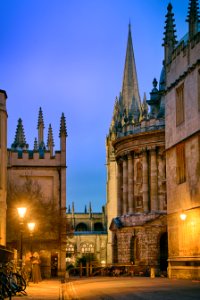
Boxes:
[160,232,168,272]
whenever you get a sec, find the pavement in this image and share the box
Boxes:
[11,279,63,300]
[10,276,200,300]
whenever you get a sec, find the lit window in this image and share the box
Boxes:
[176,83,184,126]
[66,243,74,253]
[81,243,94,254]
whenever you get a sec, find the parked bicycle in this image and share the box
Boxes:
[0,261,27,299]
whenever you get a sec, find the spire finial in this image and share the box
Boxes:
[11,118,28,150]
[47,124,55,156]
[163,2,177,64]
[186,0,200,39]
[37,107,44,129]
[59,113,67,137]
[37,107,45,149]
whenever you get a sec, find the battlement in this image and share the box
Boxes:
[167,32,200,88]
[117,117,165,139]
[7,149,65,167]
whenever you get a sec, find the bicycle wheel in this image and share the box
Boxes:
[12,273,26,292]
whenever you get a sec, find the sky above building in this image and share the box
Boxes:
[0,0,190,212]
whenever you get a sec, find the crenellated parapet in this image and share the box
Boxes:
[7,149,65,167]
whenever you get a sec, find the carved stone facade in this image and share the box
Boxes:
[164,1,200,279]
[66,203,107,265]
[6,108,67,278]
[106,24,167,274]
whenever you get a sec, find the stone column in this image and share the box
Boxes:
[127,152,134,214]
[122,157,128,215]
[150,147,158,211]
[117,161,123,216]
[142,149,149,212]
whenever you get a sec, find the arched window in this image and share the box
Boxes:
[81,243,94,254]
[94,222,104,231]
[113,234,118,263]
[75,223,88,232]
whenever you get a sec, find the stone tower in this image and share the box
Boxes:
[0,89,7,246]
[106,24,167,273]
[7,108,67,277]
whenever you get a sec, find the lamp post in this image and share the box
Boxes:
[17,207,27,268]
[27,222,35,255]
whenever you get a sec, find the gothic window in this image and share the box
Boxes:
[81,243,94,254]
[66,243,74,254]
[176,143,186,184]
[113,234,118,263]
[176,83,185,126]
[198,70,200,111]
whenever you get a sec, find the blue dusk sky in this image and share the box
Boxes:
[0,0,190,212]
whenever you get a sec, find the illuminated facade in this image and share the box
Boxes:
[164,1,200,279]
[106,24,167,274]
[66,203,107,265]
[6,108,67,278]
[0,89,7,246]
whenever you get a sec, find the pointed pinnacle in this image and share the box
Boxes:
[37,107,45,129]
[59,112,67,137]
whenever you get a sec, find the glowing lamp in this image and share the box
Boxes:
[180,213,187,221]
[17,207,27,219]
[27,222,35,233]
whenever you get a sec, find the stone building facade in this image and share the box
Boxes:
[164,1,200,279]
[0,89,7,247]
[66,203,107,266]
[106,24,167,274]
[6,108,67,277]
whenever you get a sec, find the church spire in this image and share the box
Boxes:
[47,124,54,156]
[37,107,45,149]
[163,3,177,64]
[11,118,28,150]
[186,0,200,39]
[121,23,141,115]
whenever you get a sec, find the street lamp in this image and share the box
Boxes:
[27,222,35,255]
[17,207,27,268]
[180,212,187,221]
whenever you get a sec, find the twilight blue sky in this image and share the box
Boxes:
[0,0,189,212]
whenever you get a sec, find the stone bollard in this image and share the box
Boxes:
[150,267,155,278]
